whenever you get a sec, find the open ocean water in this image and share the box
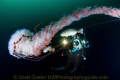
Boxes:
[0,0,120,80]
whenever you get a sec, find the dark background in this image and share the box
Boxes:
[0,0,120,80]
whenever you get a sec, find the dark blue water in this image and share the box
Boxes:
[0,0,120,80]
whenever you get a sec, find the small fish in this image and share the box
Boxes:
[78,28,83,34]
[60,29,77,37]
[60,28,83,37]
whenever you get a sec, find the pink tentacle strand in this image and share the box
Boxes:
[8,6,120,58]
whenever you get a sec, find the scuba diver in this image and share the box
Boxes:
[52,28,90,75]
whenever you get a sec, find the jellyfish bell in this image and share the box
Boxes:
[8,28,34,58]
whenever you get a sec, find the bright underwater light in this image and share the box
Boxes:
[63,40,68,45]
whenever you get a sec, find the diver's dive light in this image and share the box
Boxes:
[63,40,68,45]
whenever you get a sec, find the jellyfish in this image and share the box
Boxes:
[8,6,120,60]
